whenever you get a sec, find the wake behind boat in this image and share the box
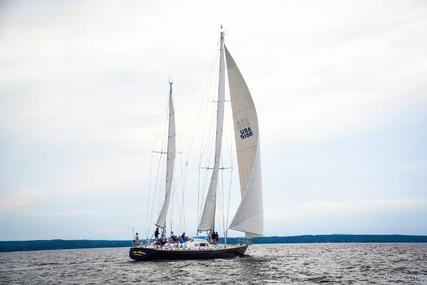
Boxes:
[130,27,263,261]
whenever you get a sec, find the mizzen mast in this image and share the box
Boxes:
[155,81,176,232]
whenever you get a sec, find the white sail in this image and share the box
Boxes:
[198,31,226,232]
[156,82,176,228]
[225,46,263,237]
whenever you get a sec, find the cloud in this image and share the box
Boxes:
[0,0,426,239]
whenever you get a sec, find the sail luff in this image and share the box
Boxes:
[198,31,226,232]
[155,82,176,228]
[225,45,263,236]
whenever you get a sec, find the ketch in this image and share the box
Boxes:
[130,27,263,261]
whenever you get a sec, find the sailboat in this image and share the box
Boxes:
[129,28,263,261]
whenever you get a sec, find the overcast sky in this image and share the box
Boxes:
[1,0,426,240]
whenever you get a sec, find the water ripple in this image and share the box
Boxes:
[0,244,426,284]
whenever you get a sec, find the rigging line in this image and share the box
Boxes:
[153,153,167,229]
[199,103,215,210]
[196,100,211,224]
[144,151,154,241]
[197,45,219,170]
[172,152,181,234]
[217,161,222,234]
[171,116,185,233]
[204,104,217,206]
[196,39,221,232]
[184,42,220,165]
[225,106,234,240]
[146,152,163,239]
[179,153,186,231]
[223,166,227,238]
[170,171,175,234]
[197,83,216,225]
[202,94,216,175]
[147,98,169,235]
[176,154,182,231]
[148,152,164,230]
[226,166,233,237]
[196,167,201,235]
[225,167,233,243]
[173,152,183,233]
[201,118,214,177]
[199,85,216,168]
[145,91,169,238]
[200,58,218,157]
[151,93,170,157]
[169,134,183,234]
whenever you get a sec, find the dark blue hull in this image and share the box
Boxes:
[129,244,248,261]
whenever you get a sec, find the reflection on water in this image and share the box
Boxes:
[1,244,427,284]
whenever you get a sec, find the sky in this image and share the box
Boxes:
[0,0,426,240]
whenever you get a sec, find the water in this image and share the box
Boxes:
[1,244,426,284]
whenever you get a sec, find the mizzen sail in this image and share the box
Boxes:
[225,46,263,236]
[156,82,176,228]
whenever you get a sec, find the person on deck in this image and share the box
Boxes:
[213,232,218,244]
[154,227,160,240]
[160,236,167,247]
[133,232,140,246]
[170,231,178,243]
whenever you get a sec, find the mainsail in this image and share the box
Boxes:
[198,31,226,232]
[155,82,176,228]
[225,46,263,237]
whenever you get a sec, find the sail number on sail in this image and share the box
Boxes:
[236,118,254,140]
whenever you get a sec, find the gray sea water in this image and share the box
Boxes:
[1,244,426,284]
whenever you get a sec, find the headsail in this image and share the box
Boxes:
[155,82,176,228]
[225,46,263,237]
[198,31,226,232]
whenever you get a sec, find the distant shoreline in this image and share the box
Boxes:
[1,234,426,253]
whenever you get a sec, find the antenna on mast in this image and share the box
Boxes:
[220,25,225,42]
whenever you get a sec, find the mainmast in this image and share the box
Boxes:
[198,29,226,234]
[155,81,176,232]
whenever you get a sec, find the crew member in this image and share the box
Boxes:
[133,232,140,246]
[154,227,160,240]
